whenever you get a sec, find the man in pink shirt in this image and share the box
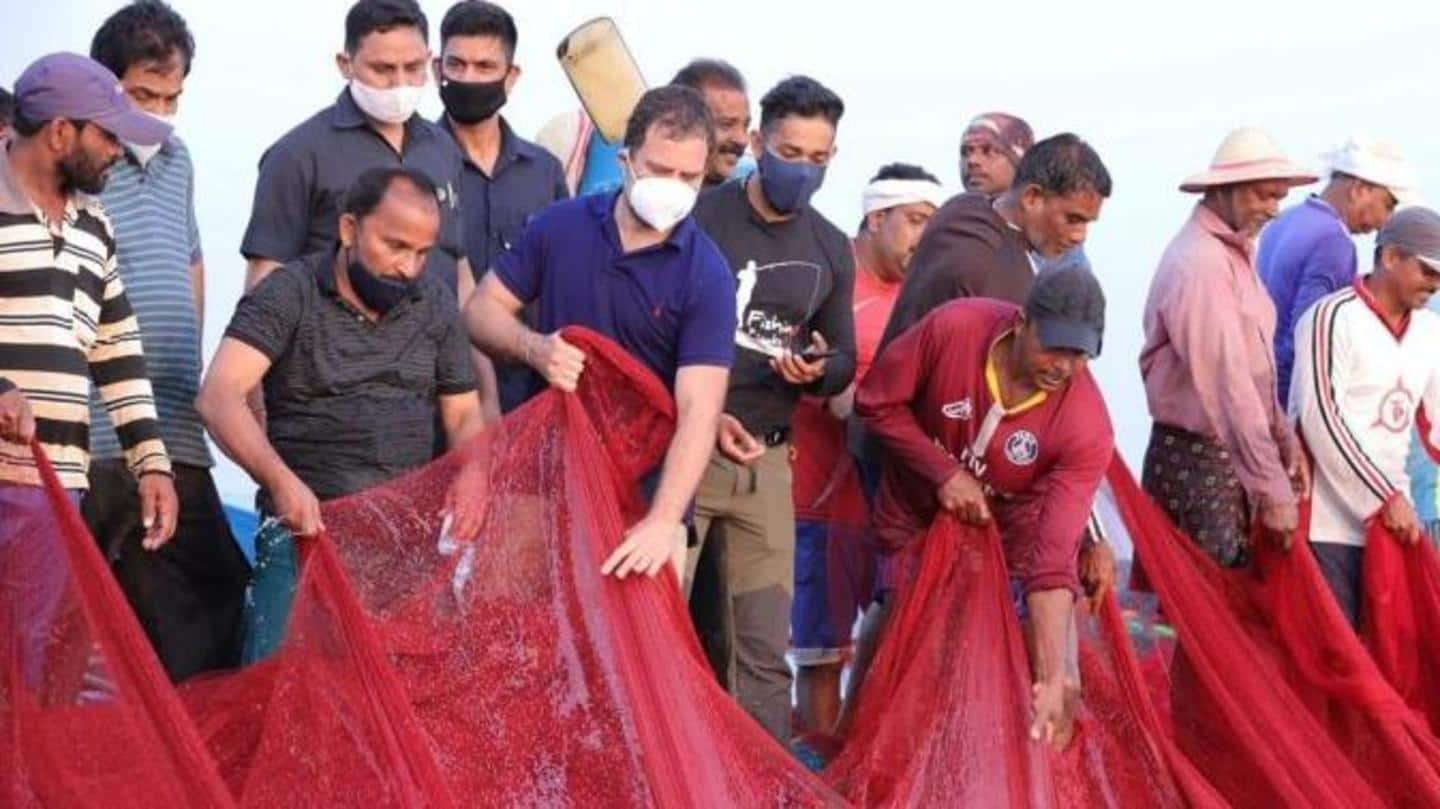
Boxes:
[789,162,945,740]
[1140,127,1316,566]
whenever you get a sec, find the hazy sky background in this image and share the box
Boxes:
[6,0,1440,537]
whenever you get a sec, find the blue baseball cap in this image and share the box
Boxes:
[1024,266,1106,358]
[14,52,170,146]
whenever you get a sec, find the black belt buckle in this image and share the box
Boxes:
[760,427,790,447]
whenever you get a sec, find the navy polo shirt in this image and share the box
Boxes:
[241,87,466,290]
[493,190,737,390]
[440,115,568,276]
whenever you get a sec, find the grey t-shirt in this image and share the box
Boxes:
[223,253,476,508]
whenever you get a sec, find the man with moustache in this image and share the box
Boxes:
[880,133,1111,346]
[0,52,179,675]
[670,58,752,189]
[1290,207,1440,628]
[959,111,1034,197]
[1141,127,1317,567]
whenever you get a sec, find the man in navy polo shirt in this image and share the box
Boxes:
[465,85,736,583]
[240,0,469,297]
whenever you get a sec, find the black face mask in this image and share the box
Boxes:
[440,77,508,124]
[346,254,414,315]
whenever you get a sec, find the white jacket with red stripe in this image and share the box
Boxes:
[1290,282,1440,546]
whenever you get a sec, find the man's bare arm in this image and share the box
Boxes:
[649,365,728,523]
[195,338,290,492]
[439,391,485,449]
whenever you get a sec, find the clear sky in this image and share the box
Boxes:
[7,0,1440,552]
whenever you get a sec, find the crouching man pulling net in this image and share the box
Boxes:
[848,267,1113,749]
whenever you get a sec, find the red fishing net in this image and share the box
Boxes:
[1363,520,1440,737]
[4,328,840,808]
[15,325,1440,807]
[0,445,234,808]
[823,511,1220,808]
[1106,459,1440,807]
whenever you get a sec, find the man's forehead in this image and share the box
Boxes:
[354,27,429,60]
[443,34,509,61]
[766,115,835,146]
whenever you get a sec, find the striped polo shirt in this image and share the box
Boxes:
[0,150,171,489]
[88,137,212,468]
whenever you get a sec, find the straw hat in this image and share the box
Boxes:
[1179,127,1318,193]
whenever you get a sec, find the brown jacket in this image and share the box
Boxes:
[879,192,1035,349]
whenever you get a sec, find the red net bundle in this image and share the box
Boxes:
[823,511,1221,808]
[6,328,841,807]
[183,327,841,807]
[1362,520,1440,737]
[0,445,235,808]
[1105,459,1440,808]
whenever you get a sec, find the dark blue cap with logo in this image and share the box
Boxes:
[1024,265,1106,358]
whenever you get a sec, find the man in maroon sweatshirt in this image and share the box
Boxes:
[854,267,1114,746]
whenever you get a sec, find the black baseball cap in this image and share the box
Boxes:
[1024,265,1106,358]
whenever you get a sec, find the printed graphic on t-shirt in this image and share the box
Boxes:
[733,259,824,359]
[942,398,974,420]
[1004,429,1040,466]
[1373,378,1415,433]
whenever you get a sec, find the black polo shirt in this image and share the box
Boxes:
[440,115,568,276]
[223,252,476,509]
[241,87,466,290]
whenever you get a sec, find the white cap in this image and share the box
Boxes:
[1322,137,1421,206]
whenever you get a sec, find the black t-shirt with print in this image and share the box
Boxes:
[692,180,856,435]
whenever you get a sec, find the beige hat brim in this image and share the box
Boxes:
[1179,160,1319,193]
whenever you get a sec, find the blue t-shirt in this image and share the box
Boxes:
[493,191,737,391]
[1258,196,1358,404]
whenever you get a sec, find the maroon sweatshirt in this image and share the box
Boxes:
[856,298,1114,595]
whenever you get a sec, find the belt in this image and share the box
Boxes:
[759,427,790,447]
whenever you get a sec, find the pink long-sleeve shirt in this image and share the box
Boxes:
[1140,203,1296,507]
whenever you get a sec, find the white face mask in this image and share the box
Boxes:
[348,78,425,124]
[625,164,698,232]
[123,109,176,168]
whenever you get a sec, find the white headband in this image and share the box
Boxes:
[861,178,948,216]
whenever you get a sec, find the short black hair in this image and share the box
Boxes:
[0,87,13,129]
[670,58,746,94]
[759,75,844,133]
[11,112,46,138]
[870,162,940,184]
[345,0,429,54]
[440,1,517,61]
[343,166,440,221]
[1012,133,1112,198]
[91,1,196,78]
[622,85,715,154]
